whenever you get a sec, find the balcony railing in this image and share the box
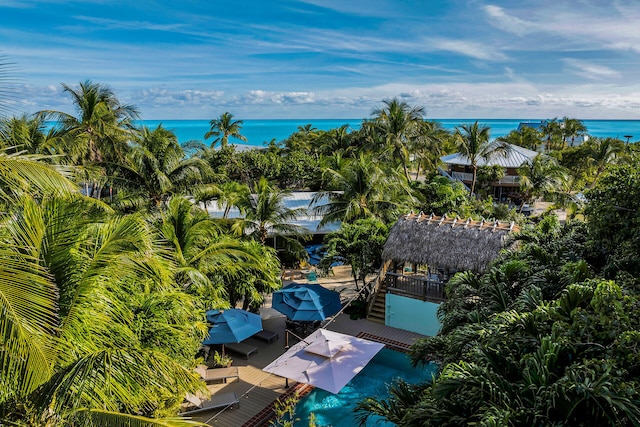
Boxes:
[450,171,520,185]
[383,272,446,302]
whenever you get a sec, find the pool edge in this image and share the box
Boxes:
[241,333,411,426]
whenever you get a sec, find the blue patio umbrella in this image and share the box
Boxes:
[202,308,263,347]
[271,283,342,322]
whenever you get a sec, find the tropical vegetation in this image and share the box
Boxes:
[1,74,636,426]
[356,150,640,426]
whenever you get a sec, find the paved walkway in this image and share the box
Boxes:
[186,266,427,426]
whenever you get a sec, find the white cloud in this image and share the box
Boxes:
[428,38,508,61]
[239,90,315,105]
[563,59,622,80]
[482,5,537,36]
[294,0,401,18]
[138,88,225,106]
[482,2,640,54]
[11,79,640,120]
[72,15,187,32]
[4,0,639,120]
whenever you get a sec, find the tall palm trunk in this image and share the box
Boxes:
[402,161,411,182]
[259,224,268,244]
[470,165,478,197]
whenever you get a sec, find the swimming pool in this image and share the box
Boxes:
[293,347,436,426]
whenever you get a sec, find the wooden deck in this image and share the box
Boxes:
[185,313,427,426]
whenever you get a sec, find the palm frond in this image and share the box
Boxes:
[0,243,57,396]
[69,408,206,427]
[33,348,205,420]
[0,151,77,201]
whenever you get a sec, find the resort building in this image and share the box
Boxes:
[367,213,519,335]
[517,121,545,132]
[439,143,538,204]
[201,191,339,236]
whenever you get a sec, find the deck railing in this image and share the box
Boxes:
[451,171,520,185]
[383,272,446,302]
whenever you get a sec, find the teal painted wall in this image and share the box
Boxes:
[385,293,442,336]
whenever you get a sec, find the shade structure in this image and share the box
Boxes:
[271,283,342,321]
[262,328,385,394]
[202,309,262,346]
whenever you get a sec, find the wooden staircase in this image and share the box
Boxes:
[366,279,387,324]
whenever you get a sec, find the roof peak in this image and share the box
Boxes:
[402,212,520,233]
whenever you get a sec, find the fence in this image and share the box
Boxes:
[383,272,446,302]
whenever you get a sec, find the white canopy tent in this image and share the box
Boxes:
[262,328,385,394]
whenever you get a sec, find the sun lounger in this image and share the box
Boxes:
[182,392,240,415]
[253,329,278,343]
[225,342,258,359]
[195,365,239,383]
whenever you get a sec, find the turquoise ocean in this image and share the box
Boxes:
[138,119,640,149]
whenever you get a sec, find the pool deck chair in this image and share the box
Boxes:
[253,329,278,344]
[194,365,239,383]
[225,342,258,359]
[182,392,240,415]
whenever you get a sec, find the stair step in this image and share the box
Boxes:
[366,278,388,324]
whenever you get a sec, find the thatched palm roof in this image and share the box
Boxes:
[382,213,519,273]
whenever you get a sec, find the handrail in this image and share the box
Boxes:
[322,273,378,328]
[384,272,446,302]
[365,274,382,318]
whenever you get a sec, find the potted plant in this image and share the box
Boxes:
[210,350,233,368]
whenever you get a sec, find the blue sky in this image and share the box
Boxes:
[2,0,639,120]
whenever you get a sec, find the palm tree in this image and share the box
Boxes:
[540,118,562,151]
[235,176,309,245]
[355,379,427,426]
[583,137,625,186]
[112,125,211,208]
[517,154,568,212]
[215,181,251,218]
[317,124,353,156]
[0,148,77,203]
[454,121,510,197]
[223,239,282,311]
[285,123,320,153]
[370,98,425,181]
[42,80,138,164]
[205,112,247,149]
[39,80,139,197]
[497,126,543,152]
[402,281,640,426]
[0,113,64,157]
[561,117,587,147]
[0,193,205,425]
[159,196,278,309]
[312,153,414,226]
[411,119,449,179]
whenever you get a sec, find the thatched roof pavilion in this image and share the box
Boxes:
[382,213,520,273]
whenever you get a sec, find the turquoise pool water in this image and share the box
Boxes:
[293,347,436,426]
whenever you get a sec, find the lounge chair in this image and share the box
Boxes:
[194,365,239,383]
[253,329,278,344]
[225,342,258,359]
[181,392,240,415]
